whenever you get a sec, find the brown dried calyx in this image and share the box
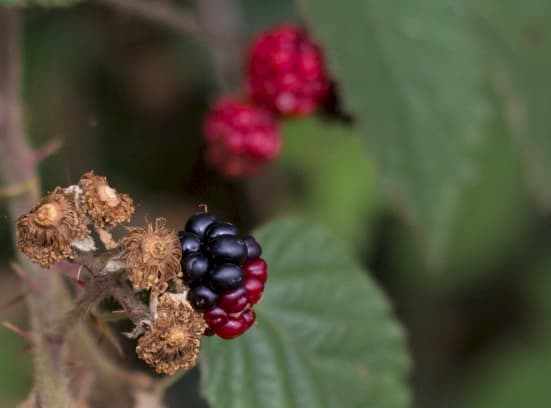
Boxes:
[121,218,182,294]
[79,171,134,229]
[136,293,207,375]
[16,188,89,268]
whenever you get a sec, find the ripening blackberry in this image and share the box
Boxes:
[178,211,267,339]
[203,99,282,178]
[247,24,331,116]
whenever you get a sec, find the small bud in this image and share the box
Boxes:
[136,293,207,375]
[16,188,89,268]
[79,171,134,229]
[121,218,182,294]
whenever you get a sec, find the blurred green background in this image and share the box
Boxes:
[1,0,551,407]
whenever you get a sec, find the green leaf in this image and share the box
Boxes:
[466,0,551,208]
[388,88,531,292]
[299,0,489,266]
[279,118,381,248]
[200,218,411,408]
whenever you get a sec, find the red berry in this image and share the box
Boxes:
[213,317,247,339]
[244,277,264,304]
[241,309,256,330]
[247,24,330,116]
[203,307,228,328]
[243,258,268,284]
[218,287,249,313]
[203,99,282,178]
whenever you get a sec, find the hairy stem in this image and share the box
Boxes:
[108,279,151,325]
[55,277,109,337]
[0,8,75,406]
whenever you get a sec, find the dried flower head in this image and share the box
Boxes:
[16,188,89,268]
[121,218,182,294]
[79,171,134,229]
[136,293,207,375]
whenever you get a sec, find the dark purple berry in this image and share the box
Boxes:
[179,231,201,256]
[205,222,239,242]
[185,212,217,238]
[210,235,248,264]
[187,286,218,312]
[243,235,261,261]
[182,253,210,283]
[209,264,244,293]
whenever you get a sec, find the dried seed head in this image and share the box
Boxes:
[16,188,89,268]
[136,293,207,375]
[121,218,182,294]
[79,171,134,229]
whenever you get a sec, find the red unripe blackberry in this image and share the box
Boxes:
[243,258,268,284]
[247,24,330,116]
[203,99,282,178]
[244,277,264,305]
[204,307,228,328]
[212,309,256,339]
[213,318,246,339]
[218,287,249,313]
[241,309,256,330]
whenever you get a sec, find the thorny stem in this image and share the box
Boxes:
[108,278,151,326]
[1,9,148,405]
[0,8,74,407]
[55,277,109,338]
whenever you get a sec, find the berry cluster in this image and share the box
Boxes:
[203,24,331,178]
[179,212,267,339]
[247,24,330,116]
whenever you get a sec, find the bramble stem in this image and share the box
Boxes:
[55,277,109,337]
[0,8,75,406]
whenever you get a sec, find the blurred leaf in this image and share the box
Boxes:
[200,218,411,408]
[280,118,381,248]
[0,0,82,5]
[389,89,531,292]
[300,0,489,267]
[457,334,551,408]
[466,1,551,208]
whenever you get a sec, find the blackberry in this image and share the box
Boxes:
[209,235,248,264]
[209,263,244,293]
[243,235,262,261]
[218,287,249,313]
[185,212,217,238]
[247,24,330,116]
[178,210,268,339]
[187,286,218,312]
[204,222,239,242]
[179,232,201,257]
[182,253,210,284]
[203,99,282,178]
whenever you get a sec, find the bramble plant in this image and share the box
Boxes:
[16,171,268,371]
[5,0,551,408]
[0,1,409,405]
